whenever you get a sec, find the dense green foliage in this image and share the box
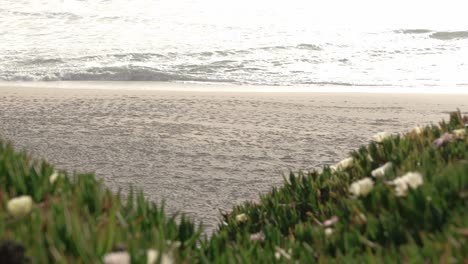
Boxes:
[1,111,467,263]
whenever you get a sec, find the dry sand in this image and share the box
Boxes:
[1,83,467,232]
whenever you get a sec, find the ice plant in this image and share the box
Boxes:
[103,251,130,264]
[0,111,465,262]
[391,172,424,197]
[331,157,354,172]
[235,213,248,224]
[349,178,374,197]
[7,196,33,218]
[371,162,393,178]
[147,249,173,264]
[372,132,392,143]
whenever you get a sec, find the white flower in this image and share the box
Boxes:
[250,231,265,242]
[147,249,173,264]
[274,247,291,260]
[371,162,393,178]
[166,240,181,248]
[432,133,453,149]
[235,213,248,224]
[49,171,60,184]
[103,252,130,264]
[349,178,374,197]
[7,195,33,218]
[324,228,334,236]
[331,157,354,172]
[452,128,466,138]
[392,172,424,196]
[404,172,424,188]
[322,216,338,227]
[372,132,392,143]
[392,179,407,196]
[411,126,423,135]
[274,252,281,260]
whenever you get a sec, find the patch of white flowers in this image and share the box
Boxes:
[147,249,173,264]
[372,132,392,143]
[235,213,248,224]
[7,195,33,218]
[391,172,424,197]
[331,157,354,172]
[103,251,130,264]
[452,128,466,138]
[371,162,393,178]
[411,126,423,135]
[349,178,374,197]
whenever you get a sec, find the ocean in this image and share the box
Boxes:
[1,0,468,89]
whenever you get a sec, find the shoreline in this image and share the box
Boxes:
[1,81,468,94]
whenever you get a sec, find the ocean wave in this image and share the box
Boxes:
[60,44,323,64]
[302,81,391,87]
[22,58,65,65]
[67,53,167,62]
[296,43,322,50]
[430,31,468,40]
[395,29,432,34]
[188,44,322,58]
[258,44,322,51]
[0,9,81,20]
[53,66,198,81]
[0,66,236,83]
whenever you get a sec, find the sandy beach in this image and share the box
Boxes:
[1,83,467,232]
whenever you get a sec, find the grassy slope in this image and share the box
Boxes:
[0,111,467,263]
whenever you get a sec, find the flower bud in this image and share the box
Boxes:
[7,196,33,218]
[49,171,60,184]
[324,228,334,236]
[411,126,423,135]
[235,213,248,224]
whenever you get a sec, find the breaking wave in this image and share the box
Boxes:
[396,29,432,34]
[0,66,236,83]
[430,31,468,40]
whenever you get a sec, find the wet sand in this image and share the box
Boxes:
[1,84,467,232]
